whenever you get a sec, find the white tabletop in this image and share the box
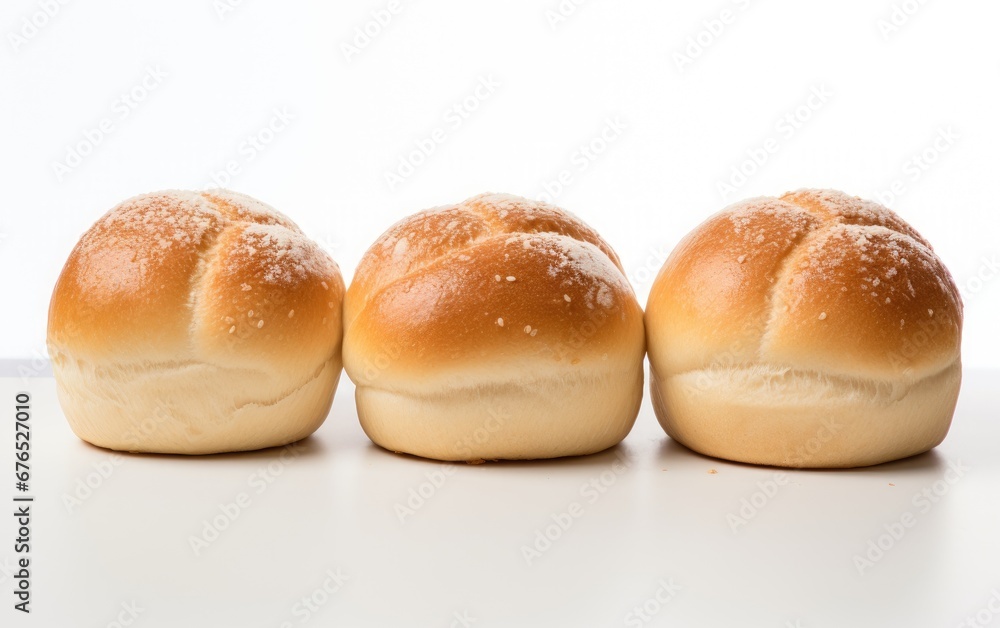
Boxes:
[1,369,997,627]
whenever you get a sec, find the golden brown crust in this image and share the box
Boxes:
[48,190,344,375]
[647,197,818,374]
[48,191,225,361]
[763,222,960,378]
[647,189,962,381]
[190,221,344,377]
[345,193,624,325]
[779,189,931,245]
[345,194,641,384]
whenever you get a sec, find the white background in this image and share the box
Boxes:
[1,0,998,365]
[2,1,1000,627]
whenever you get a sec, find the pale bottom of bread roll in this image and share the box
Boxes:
[651,362,961,468]
[356,367,644,461]
[53,356,341,454]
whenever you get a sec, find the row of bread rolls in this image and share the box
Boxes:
[47,189,962,467]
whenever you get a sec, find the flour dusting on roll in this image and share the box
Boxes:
[646,189,962,468]
[344,193,645,462]
[48,190,345,454]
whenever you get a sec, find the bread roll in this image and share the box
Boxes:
[646,189,962,468]
[47,190,345,454]
[343,193,645,461]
